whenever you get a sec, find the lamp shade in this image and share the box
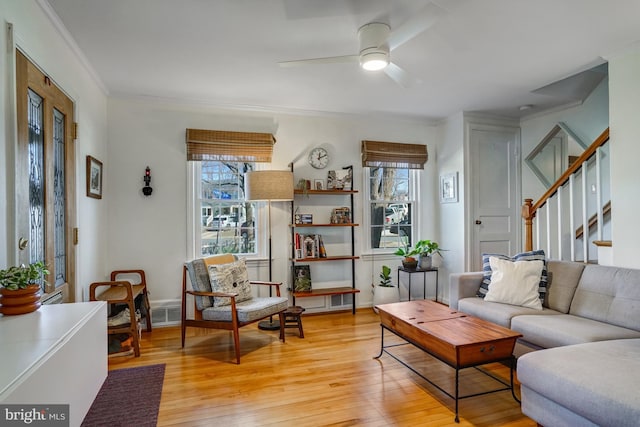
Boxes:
[244,170,294,201]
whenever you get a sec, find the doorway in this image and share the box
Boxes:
[15,50,76,302]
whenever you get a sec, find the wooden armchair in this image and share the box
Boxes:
[181,254,288,363]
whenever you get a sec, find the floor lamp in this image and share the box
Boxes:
[245,170,294,330]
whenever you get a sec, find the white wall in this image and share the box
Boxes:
[0,0,109,301]
[435,112,465,303]
[521,78,610,202]
[609,47,640,268]
[106,97,438,307]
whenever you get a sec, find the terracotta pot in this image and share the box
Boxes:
[402,257,418,270]
[0,284,42,315]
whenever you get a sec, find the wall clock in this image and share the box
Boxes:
[308,147,329,169]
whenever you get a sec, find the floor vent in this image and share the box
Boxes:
[330,293,353,308]
[150,303,181,327]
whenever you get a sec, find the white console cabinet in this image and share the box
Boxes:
[0,302,107,427]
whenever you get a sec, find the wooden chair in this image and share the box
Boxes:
[90,269,152,357]
[181,254,288,364]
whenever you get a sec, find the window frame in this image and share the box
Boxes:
[187,161,266,260]
[362,166,421,254]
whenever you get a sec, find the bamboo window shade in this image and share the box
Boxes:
[361,140,428,169]
[186,129,276,162]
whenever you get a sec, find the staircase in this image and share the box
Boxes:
[522,128,610,263]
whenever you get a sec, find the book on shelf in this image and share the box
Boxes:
[293,265,312,292]
[295,233,328,259]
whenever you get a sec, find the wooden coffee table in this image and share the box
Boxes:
[374,300,522,423]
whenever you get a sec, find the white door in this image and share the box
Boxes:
[468,124,520,271]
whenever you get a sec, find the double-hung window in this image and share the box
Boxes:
[367,167,418,250]
[361,140,428,252]
[186,129,275,258]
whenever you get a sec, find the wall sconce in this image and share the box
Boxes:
[142,166,153,196]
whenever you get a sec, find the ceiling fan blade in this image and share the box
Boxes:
[387,1,446,51]
[384,62,414,88]
[278,55,359,67]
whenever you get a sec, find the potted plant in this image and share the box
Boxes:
[0,261,49,315]
[413,239,446,269]
[393,245,421,270]
[372,265,399,313]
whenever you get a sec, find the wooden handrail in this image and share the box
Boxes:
[523,127,610,251]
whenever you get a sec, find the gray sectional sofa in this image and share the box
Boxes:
[449,260,640,427]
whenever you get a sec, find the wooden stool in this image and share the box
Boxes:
[284,306,305,338]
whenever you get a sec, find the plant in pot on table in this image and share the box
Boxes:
[0,261,49,315]
[413,239,446,269]
[372,265,399,313]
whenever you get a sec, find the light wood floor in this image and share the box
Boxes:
[108,309,537,427]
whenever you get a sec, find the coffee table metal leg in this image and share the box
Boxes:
[374,325,385,359]
[510,356,520,403]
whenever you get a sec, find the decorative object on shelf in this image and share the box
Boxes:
[308,147,329,169]
[318,235,327,258]
[245,170,294,330]
[439,171,458,203]
[327,166,353,190]
[331,207,351,224]
[295,213,313,224]
[142,166,153,196]
[372,265,399,313]
[0,261,49,315]
[314,179,324,190]
[86,155,103,199]
[293,265,312,292]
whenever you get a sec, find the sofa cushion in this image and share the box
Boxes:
[512,314,640,348]
[517,339,640,427]
[208,258,252,307]
[570,264,640,331]
[457,297,561,328]
[484,257,544,310]
[477,250,547,301]
[544,260,585,313]
[202,297,288,323]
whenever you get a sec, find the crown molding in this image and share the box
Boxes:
[36,0,109,95]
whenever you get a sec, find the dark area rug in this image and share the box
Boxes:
[81,364,165,427]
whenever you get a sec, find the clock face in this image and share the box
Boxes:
[308,147,329,169]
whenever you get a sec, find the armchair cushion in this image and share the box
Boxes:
[208,258,252,307]
[187,258,214,310]
[202,296,289,323]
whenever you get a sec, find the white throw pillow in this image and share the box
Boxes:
[484,256,544,310]
[208,258,252,307]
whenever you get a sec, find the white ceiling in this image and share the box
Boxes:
[45,0,640,120]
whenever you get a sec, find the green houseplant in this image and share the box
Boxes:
[0,261,49,315]
[395,240,446,269]
[372,265,398,313]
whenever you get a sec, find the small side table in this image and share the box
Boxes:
[397,266,439,302]
[283,306,305,338]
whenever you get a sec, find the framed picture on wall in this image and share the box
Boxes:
[86,155,103,199]
[440,172,458,203]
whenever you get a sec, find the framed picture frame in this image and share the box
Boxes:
[86,155,103,199]
[313,179,324,190]
[440,172,458,203]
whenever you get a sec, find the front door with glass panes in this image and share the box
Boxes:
[15,51,76,302]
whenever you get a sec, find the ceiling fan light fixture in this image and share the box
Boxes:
[360,51,389,71]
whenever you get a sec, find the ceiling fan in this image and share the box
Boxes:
[278,1,448,88]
